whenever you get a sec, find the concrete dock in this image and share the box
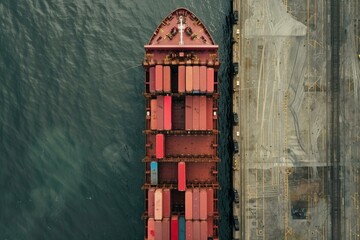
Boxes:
[231,0,360,239]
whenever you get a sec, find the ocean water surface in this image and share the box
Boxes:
[0,1,232,239]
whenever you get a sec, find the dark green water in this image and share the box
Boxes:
[0,1,232,239]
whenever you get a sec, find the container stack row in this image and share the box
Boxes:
[150,96,172,130]
[148,188,171,219]
[185,96,213,130]
[149,65,215,94]
[148,215,189,240]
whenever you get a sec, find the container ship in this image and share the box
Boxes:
[142,8,220,240]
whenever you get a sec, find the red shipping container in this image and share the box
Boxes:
[207,188,214,217]
[200,189,207,220]
[206,98,213,130]
[163,96,172,130]
[149,67,155,93]
[171,216,179,240]
[199,96,207,130]
[148,188,155,218]
[162,218,170,239]
[178,66,185,93]
[157,96,164,130]
[185,96,193,130]
[148,218,155,240]
[164,66,171,93]
[156,134,164,159]
[192,96,200,130]
[155,65,163,92]
[155,189,163,220]
[207,217,213,237]
[155,220,163,240]
[192,188,200,220]
[185,66,193,93]
[199,66,207,92]
[150,99,157,130]
[200,221,207,240]
[178,162,186,191]
[193,66,200,91]
[206,68,214,93]
[186,220,193,240]
[163,189,171,218]
[185,189,193,220]
[193,221,200,240]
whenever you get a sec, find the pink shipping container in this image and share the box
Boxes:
[178,162,186,191]
[200,221,207,240]
[155,65,163,92]
[163,189,171,218]
[156,134,164,159]
[192,66,200,92]
[148,188,155,218]
[171,216,179,240]
[199,66,207,92]
[206,68,214,93]
[149,67,155,93]
[207,217,213,237]
[206,98,213,130]
[154,189,163,220]
[192,188,200,220]
[185,189,193,220]
[199,96,207,130]
[193,221,201,240]
[163,66,171,93]
[162,218,170,239]
[192,96,200,130]
[178,66,185,93]
[148,218,155,240]
[157,96,164,130]
[186,220,193,240]
[163,96,172,130]
[155,221,163,240]
[185,96,193,130]
[185,66,193,93]
[200,189,207,220]
[207,188,214,216]
[150,99,157,130]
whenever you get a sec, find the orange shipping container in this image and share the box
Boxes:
[148,188,155,218]
[193,221,200,240]
[150,99,157,130]
[163,96,172,130]
[155,220,163,240]
[206,68,214,93]
[154,189,163,220]
[199,96,207,130]
[148,218,155,240]
[192,96,200,130]
[200,189,207,220]
[163,66,171,93]
[162,218,170,239]
[199,66,207,92]
[185,96,193,130]
[207,188,214,217]
[206,98,213,130]
[185,189,193,220]
[200,221,207,240]
[207,217,214,237]
[178,162,186,191]
[186,66,193,93]
[193,66,200,92]
[193,188,200,220]
[178,66,185,93]
[186,220,193,240]
[157,96,164,130]
[149,67,155,93]
[155,65,163,92]
[163,189,171,218]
